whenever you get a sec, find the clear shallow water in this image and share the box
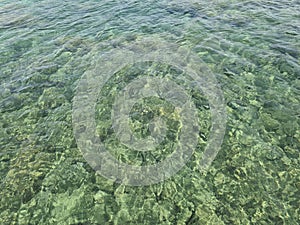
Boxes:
[0,0,299,224]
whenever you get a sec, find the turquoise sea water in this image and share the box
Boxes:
[0,0,299,224]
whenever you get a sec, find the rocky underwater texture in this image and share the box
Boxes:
[0,0,299,224]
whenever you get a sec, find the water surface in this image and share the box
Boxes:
[0,0,299,224]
